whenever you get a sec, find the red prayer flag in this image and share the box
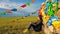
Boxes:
[21,4,26,8]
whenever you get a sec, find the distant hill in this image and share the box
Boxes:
[0,8,38,17]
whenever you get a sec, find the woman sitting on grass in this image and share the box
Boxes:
[23,17,43,33]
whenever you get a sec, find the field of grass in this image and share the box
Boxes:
[0,16,45,34]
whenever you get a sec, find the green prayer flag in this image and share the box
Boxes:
[0,12,6,15]
[26,2,30,6]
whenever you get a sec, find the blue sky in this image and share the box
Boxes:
[0,0,46,16]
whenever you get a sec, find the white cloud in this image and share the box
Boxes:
[0,1,22,9]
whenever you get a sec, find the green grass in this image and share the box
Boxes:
[0,16,45,34]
